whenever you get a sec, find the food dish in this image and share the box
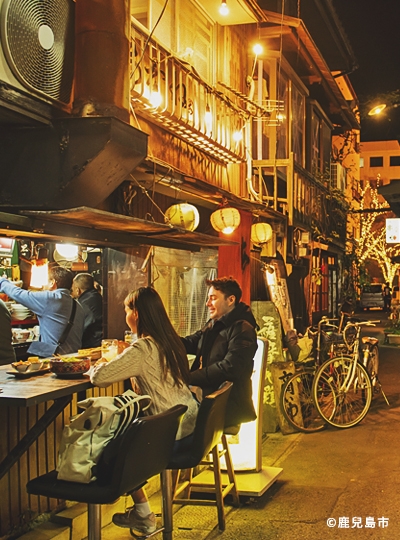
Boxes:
[77,347,102,360]
[49,357,91,375]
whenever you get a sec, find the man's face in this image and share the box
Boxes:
[46,276,56,291]
[206,286,235,321]
[71,281,80,298]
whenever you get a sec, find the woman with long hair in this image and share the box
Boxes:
[91,286,198,535]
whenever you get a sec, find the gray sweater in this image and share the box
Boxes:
[91,336,198,440]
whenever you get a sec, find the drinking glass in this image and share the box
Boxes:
[101,339,118,361]
[124,331,137,345]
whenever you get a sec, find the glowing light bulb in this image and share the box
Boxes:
[219,1,229,16]
[368,104,387,116]
[55,244,78,260]
[253,43,263,56]
[150,91,162,108]
[233,130,243,142]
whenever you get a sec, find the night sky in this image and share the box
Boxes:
[333,0,400,141]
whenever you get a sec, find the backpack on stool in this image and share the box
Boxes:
[56,389,151,483]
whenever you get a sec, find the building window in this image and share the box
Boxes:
[360,157,364,167]
[370,156,383,167]
[390,156,400,166]
[310,107,331,177]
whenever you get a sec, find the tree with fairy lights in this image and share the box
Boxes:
[355,175,400,286]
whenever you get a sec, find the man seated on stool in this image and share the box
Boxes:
[182,277,258,433]
[71,273,103,348]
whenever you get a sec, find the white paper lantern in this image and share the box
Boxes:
[251,222,273,244]
[210,207,241,235]
[165,203,200,231]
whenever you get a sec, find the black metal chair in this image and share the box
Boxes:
[26,404,188,540]
[161,381,239,540]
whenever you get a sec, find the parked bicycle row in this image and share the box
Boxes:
[280,311,389,433]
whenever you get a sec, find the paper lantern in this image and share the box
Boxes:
[210,207,241,234]
[251,222,273,244]
[165,203,200,231]
[30,259,49,289]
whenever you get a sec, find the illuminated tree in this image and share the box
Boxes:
[356,175,400,286]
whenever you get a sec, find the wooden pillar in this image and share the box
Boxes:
[74,0,131,122]
[217,210,252,304]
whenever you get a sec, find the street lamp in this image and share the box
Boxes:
[367,102,399,116]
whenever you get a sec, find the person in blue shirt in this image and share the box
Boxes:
[71,273,103,348]
[0,266,85,358]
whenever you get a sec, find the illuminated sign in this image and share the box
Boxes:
[0,238,15,254]
[386,218,400,243]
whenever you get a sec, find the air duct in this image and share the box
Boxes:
[0,116,148,209]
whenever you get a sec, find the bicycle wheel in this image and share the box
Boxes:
[312,356,372,429]
[280,369,326,432]
[365,345,379,388]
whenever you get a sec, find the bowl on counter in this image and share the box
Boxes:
[49,357,91,375]
[27,357,43,371]
[11,361,31,373]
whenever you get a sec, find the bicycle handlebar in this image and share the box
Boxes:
[344,320,379,328]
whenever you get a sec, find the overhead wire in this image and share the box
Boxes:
[130,0,170,83]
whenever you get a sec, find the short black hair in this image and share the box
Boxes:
[205,277,242,305]
[73,273,95,292]
[49,266,74,290]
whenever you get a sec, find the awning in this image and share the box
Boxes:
[13,207,237,251]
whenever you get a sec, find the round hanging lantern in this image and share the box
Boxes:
[251,222,273,244]
[210,207,241,235]
[164,203,200,231]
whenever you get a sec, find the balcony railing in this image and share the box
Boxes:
[130,22,283,165]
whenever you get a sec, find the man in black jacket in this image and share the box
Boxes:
[71,273,103,348]
[182,277,258,430]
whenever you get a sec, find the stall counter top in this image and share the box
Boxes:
[0,364,93,407]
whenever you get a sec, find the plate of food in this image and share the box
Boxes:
[76,347,102,361]
[9,358,50,378]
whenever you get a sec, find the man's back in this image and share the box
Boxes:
[78,288,103,348]
[0,300,16,365]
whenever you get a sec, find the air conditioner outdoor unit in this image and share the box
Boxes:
[0,0,75,106]
[331,162,347,191]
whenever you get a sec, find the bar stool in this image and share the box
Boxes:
[161,381,239,540]
[26,404,187,540]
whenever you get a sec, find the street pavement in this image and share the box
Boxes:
[102,310,400,540]
[204,311,400,540]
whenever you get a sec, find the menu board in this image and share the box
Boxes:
[263,259,293,333]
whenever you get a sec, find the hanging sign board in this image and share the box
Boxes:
[386,218,400,243]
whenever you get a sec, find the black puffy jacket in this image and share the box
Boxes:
[182,302,258,428]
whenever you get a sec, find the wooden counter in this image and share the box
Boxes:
[0,364,124,537]
[0,364,92,407]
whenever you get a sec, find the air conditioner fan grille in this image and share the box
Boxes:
[1,0,74,103]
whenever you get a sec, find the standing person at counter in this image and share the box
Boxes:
[182,276,258,432]
[0,299,16,365]
[91,286,198,536]
[71,273,103,348]
[0,266,85,358]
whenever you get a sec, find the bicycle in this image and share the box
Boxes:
[311,320,386,429]
[280,317,344,433]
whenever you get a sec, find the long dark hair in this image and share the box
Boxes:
[125,287,190,387]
